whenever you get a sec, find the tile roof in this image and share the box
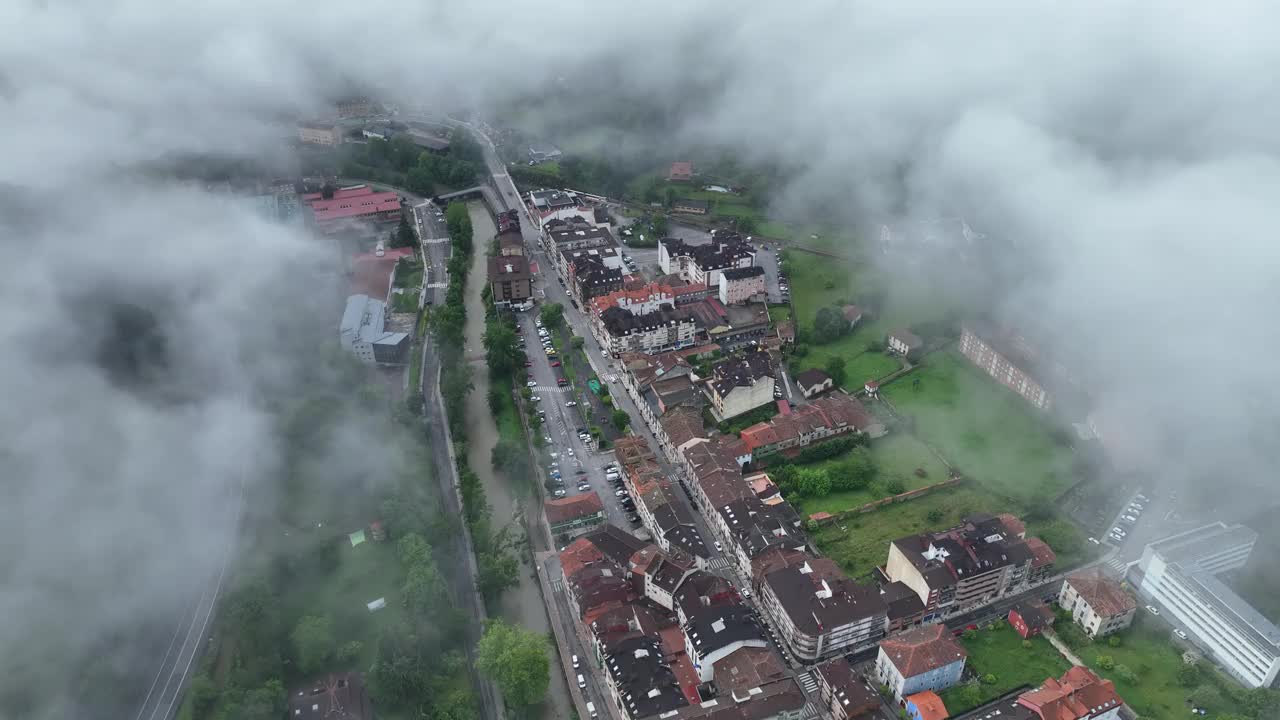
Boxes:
[739,393,875,452]
[605,636,689,718]
[1010,600,1055,633]
[661,405,706,449]
[544,491,604,525]
[793,368,832,391]
[878,625,967,678]
[764,555,887,635]
[1065,567,1136,617]
[815,657,880,716]
[1017,667,1122,720]
[906,690,948,720]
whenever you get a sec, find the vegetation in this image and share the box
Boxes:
[938,624,1071,714]
[327,134,481,192]
[713,402,778,435]
[784,435,946,517]
[539,302,565,330]
[476,620,551,713]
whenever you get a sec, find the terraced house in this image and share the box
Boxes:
[738,393,883,461]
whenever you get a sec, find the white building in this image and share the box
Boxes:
[1058,568,1137,638]
[1134,522,1280,688]
[659,233,755,287]
[718,266,766,305]
[339,294,409,365]
[874,624,967,702]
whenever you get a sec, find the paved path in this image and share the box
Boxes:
[1044,630,1086,666]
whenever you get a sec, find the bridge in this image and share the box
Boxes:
[434,184,503,211]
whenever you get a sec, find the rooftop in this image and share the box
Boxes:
[606,636,689,719]
[660,405,707,450]
[739,393,877,452]
[675,571,739,622]
[1065,568,1135,618]
[878,624,967,678]
[544,491,604,525]
[1017,666,1122,720]
[814,657,880,715]
[1148,521,1258,568]
[906,690,949,720]
[880,581,926,621]
[287,673,372,720]
[530,188,581,210]
[1010,600,1055,633]
[487,254,531,282]
[582,525,650,567]
[890,514,1038,588]
[764,555,886,635]
[675,198,710,211]
[340,294,408,347]
[721,266,765,281]
[717,496,804,561]
[888,327,923,349]
[662,234,755,272]
[600,304,692,337]
[686,604,766,657]
[793,368,832,390]
[709,350,774,397]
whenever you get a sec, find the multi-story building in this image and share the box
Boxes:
[874,624,967,702]
[603,636,689,720]
[885,514,1052,620]
[561,243,625,302]
[757,553,888,662]
[794,368,834,399]
[681,440,752,528]
[718,266,766,305]
[298,121,342,146]
[684,604,769,682]
[597,304,699,357]
[715,495,805,581]
[544,491,605,538]
[958,324,1053,410]
[813,657,880,720]
[1134,522,1280,688]
[339,294,409,365]
[1058,568,1136,638]
[886,328,923,358]
[487,255,533,307]
[335,96,375,118]
[307,186,401,233]
[706,350,775,421]
[966,667,1123,720]
[738,393,884,460]
[544,218,613,254]
[659,232,756,287]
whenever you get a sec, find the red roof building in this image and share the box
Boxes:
[905,690,949,720]
[739,393,881,458]
[1017,667,1122,720]
[307,186,401,231]
[668,161,693,182]
[1009,600,1056,639]
[545,492,605,537]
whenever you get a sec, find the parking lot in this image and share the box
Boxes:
[517,312,637,534]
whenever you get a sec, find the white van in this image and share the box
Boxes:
[577,673,586,689]
[586,701,598,718]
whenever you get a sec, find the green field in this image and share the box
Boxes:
[880,351,1075,505]
[792,435,950,518]
[1057,614,1247,718]
[939,624,1071,714]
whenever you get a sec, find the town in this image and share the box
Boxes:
[175,99,1279,720]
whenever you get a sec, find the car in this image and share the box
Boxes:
[1112,527,1126,536]
[615,489,628,497]
[578,483,591,491]
[575,469,587,475]
[558,378,569,386]
[1174,629,1188,641]
[550,452,559,459]
[714,541,723,552]
[1136,493,1150,502]
[553,489,567,498]
[577,674,586,689]
[565,401,578,407]
[626,513,640,523]
[526,380,538,387]
[551,361,561,367]
[1146,605,1160,615]
[545,435,553,443]
[530,395,541,402]
[741,587,751,599]
[572,654,580,669]
[1087,537,1100,545]
[567,448,575,456]
[524,361,533,367]
[1121,514,1137,523]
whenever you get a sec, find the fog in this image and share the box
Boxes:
[2,0,1279,716]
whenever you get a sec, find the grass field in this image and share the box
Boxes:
[792,435,950,518]
[1057,614,1246,718]
[880,351,1075,505]
[939,624,1071,714]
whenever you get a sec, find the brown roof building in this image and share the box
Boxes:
[813,657,880,720]
[1058,567,1137,638]
[875,624,967,701]
[288,673,373,720]
[739,393,883,458]
[545,491,605,537]
[757,553,887,662]
[487,255,533,307]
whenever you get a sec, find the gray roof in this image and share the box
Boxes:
[340,294,409,346]
[1148,522,1258,567]
[1186,571,1280,648]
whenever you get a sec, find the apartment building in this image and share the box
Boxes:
[886,514,1052,620]
[545,492,606,538]
[963,666,1123,720]
[706,350,775,421]
[597,304,699,357]
[813,657,880,720]
[1058,568,1136,638]
[958,325,1053,410]
[875,624,967,702]
[486,255,534,307]
[659,231,756,286]
[298,121,342,146]
[738,393,883,460]
[758,553,888,662]
[887,328,923,358]
[718,266,766,305]
[1134,523,1280,688]
[339,294,409,365]
[307,186,401,233]
[715,495,805,581]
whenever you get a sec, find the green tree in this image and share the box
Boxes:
[1177,662,1201,687]
[478,548,519,602]
[337,640,364,664]
[571,336,585,349]
[402,561,447,616]
[476,620,550,709]
[650,214,669,237]
[539,302,565,330]
[188,672,219,716]
[737,216,758,234]
[483,319,521,376]
[1113,664,1137,684]
[927,509,945,523]
[824,355,847,387]
[291,615,335,675]
[794,467,832,497]
[611,409,630,431]
[813,306,848,342]
[394,213,416,247]
[1187,684,1222,710]
[1095,654,1115,671]
[955,683,983,709]
[883,476,906,495]
[240,680,286,720]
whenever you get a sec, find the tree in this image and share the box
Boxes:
[292,615,335,675]
[794,467,832,497]
[1177,662,1201,687]
[397,533,433,568]
[1094,654,1115,671]
[483,320,521,376]
[321,182,336,200]
[955,683,983,709]
[1113,664,1137,684]
[813,306,848,342]
[1187,685,1222,710]
[927,509,945,523]
[239,679,286,720]
[737,216,758,235]
[476,620,550,709]
[393,213,416,248]
[611,409,630,431]
[539,302,565,330]
[823,355,847,387]
[650,214,669,236]
[337,640,364,664]
[188,673,219,715]
[402,561,447,616]
[571,336,585,349]
[883,476,906,495]
[478,548,519,601]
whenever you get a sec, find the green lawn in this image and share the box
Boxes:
[532,160,560,176]
[1057,614,1246,718]
[767,305,792,325]
[939,625,1071,714]
[800,339,902,388]
[792,435,949,518]
[881,351,1075,505]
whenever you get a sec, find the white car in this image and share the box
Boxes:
[1174,629,1188,641]
[1146,605,1160,615]
[1121,514,1137,523]
[567,448,575,456]
[1087,537,1100,545]
[531,395,542,402]
[714,541,723,552]
[1112,527,1126,536]
[741,587,752,599]
[527,380,538,388]
[572,654,580,669]
[565,401,578,407]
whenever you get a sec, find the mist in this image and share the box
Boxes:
[2,0,1279,716]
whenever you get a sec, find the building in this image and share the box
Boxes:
[1133,522,1280,688]
[591,283,677,318]
[497,208,521,234]
[404,128,450,152]
[673,198,710,215]
[881,581,928,633]
[669,162,694,182]
[904,691,948,720]
[886,514,1051,620]
[545,220,615,255]
[335,97,375,118]
[706,350,775,421]
[604,635,689,720]
[886,328,923,358]
[813,657,880,720]
[497,230,524,256]
[674,571,740,626]
[529,188,580,213]
[718,266,766,305]
[684,604,769,682]
[528,144,563,162]
[758,553,888,662]
[842,305,863,328]
[683,298,771,349]
[339,294,409,365]
[982,666,1122,720]
[561,244,625,302]
[715,494,805,581]
[1057,569,1135,638]
[307,186,401,233]
[875,624,967,702]
[598,304,699,357]
[794,368,834,399]
[288,673,373,720]
[958,325,1053,410]
[545,491,606,538]
[487,255,534,307]
[660,233,756,287]
[298,121,342,146]
[739,393,884,460]
[1009,599,1056,639]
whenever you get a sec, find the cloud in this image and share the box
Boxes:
[2,0,1279,715]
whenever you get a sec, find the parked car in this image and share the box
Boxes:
[714,541,723,552]
[531,395,541,403]
[565,401,578,407]
[1136,493,1150,502]
[615,489,628,497]
[526,380,538,388]
[572,654,580,669]
[567,448,575,456]
[1174,629,1188,641]
[626,513,640,523]
[577,674,586,689]
[553,489,566,498]
[1146,605,1160,615]
[1121,514,1137,523]
[1112,527,1126,536]
[1087,537,1100,545]
[741,587,752,599]
[551,361,561,367]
